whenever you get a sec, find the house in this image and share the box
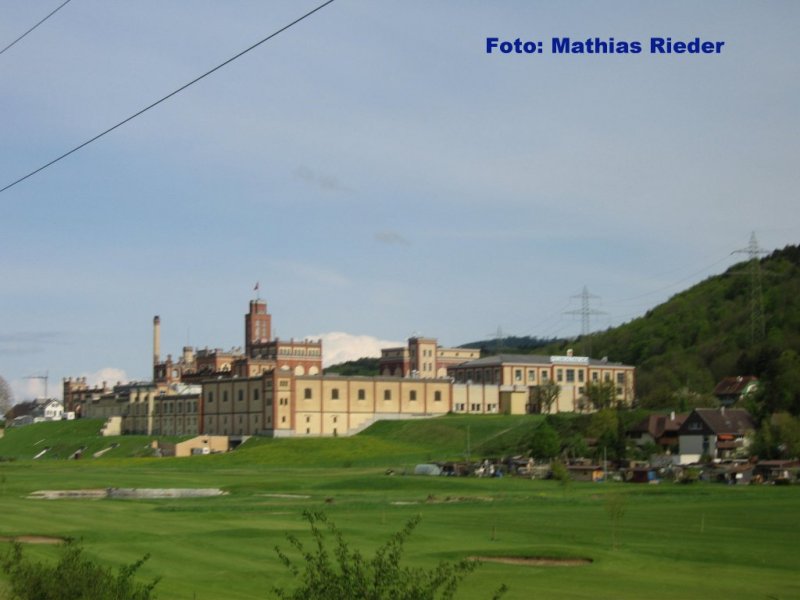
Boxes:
[754,460,800,484]
[565,465,604,482]
[677,408,755,463]
[628,412,687,453]
[713,376,758,407]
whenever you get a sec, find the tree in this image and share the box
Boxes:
[529,380,559,414]
[273,511,506,600]
[1,539,158,600]
[528,421,561,459]
[0,375,13,420]
[604,491,627,550]
[584,381,617,410]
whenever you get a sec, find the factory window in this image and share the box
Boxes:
[304,388,312,400]
[410,390,417,401]
[434,391,442,401]
[207,392,214,403]
[238,390,244,401]
[357,389,365,400]
[253,389,259,400]
[223,391,228,402]
[384,390,391,401]
[331,389,339,400]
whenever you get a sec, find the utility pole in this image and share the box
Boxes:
[564,286,606,355]
[733,232,768,345]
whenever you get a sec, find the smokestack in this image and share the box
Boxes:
[153,316,161,365]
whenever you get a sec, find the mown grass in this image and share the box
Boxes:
[0,420,798,600]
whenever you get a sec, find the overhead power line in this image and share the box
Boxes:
[0,0,337,195]
[0,0,73,57]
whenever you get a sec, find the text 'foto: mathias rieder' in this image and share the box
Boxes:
[486,37,726,55]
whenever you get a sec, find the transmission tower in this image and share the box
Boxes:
[564,286,606,355]
[485,325,504,353]
[733,231,768,344]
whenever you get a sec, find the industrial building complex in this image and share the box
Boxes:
[63,295,635,438]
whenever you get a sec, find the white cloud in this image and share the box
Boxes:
[308,332,402,368]
[83,368,129,389]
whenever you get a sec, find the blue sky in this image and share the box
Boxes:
[1,1,798,402]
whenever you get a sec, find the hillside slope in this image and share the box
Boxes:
[546,245,800,409]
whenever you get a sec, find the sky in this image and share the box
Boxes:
[1,1,798,403]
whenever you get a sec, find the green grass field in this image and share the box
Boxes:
[0,418,798,599]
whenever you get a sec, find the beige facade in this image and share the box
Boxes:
[380,337,480,378]
[448,351,635,413]
[201,372,454,437]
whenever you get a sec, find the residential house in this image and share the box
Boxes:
[713,376,758,407]
[677,408,755,463]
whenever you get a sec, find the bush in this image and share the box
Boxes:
[1,539,158,600]
[273,511,506,600]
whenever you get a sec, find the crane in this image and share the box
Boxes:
[24,371,49,399]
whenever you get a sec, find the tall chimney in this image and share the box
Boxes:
[153,316,161,365]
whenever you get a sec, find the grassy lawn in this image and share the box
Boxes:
[0,420,798,599]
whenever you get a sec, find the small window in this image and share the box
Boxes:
[331,389,339,400]
[384,390,391,401]
[304,388,312,400]
[410,390,417,401]
[253,389,260,400]
[238,390,244,401]
[434,391,442,402]
[223,391,228,402]
[617,373,625,384]
[566,369,575,383]
[557,369,563,382]
[357,389,365,400]
[207,392,214,403]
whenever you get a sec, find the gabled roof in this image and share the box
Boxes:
[630,413,687,437]
[679,408,755,436]
[713,376,758,397]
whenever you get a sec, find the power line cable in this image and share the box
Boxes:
[0,0,73,57]
[0,0,336,195]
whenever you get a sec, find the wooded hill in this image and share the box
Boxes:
[530,245,800,412]
[327,245,800,414]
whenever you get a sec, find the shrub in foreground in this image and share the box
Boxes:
[273,511,507,600]
[1,538,158,600]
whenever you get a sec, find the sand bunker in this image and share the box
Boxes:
[471,556,592,567]
[28,488,227,500]
[0,535,65,545]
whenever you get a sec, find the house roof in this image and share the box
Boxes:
[682,408,755,435]
[630,413,687,437]
[449,353,629,368]
[713,376,758,397]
